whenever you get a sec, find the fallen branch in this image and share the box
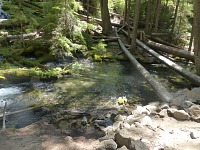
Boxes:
[0,107,35,118]
[115,28,173,102]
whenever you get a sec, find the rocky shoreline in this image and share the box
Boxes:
[94,87,200,150]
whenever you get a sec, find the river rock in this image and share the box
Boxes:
[125,114,145,125]
[183,101,195,109]
[115,126,155,148]
[160,103,170,110]
[117,145,128,150]
[173,110,190,120]
[140,116,152,126]
[113,121,123,132]
[115,114,127,122]
[97,139,117,150]
[186,104,200,123]
[136,106,150,115]
[158,109,168,118]
[128,139,149,150]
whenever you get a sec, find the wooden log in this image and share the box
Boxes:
[151,32,170,36]
[114,28,173,102]
[122,29,200,86]
[146,40,194,61]
[136,42,200,86]
[149,37,179,48]
[76,13,122,27]
[0,32,37,41]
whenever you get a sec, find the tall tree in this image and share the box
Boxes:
[194,0,200,75]
[154,0,161,32]
[100,0,112,35]
[145,0,151,34]
[171,0,180,35]
[130,0,141,51]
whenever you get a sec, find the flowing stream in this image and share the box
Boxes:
[0,61,193,129]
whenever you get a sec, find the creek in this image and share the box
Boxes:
[0,60,193,129]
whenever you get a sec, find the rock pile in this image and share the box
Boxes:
[95,87,200,150]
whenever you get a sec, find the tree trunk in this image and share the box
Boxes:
[171,0,180,35]
[123,0,128,24]
[194,0,200,75]
[115,28,173,102]
[127,0,131,43]
[146,40,194,61]
[145,0,151,34]
[154,0,161,32]
[100,0,112,35]
[188,22,194,52]
[130,0,141,51]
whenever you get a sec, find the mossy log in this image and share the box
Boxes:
[115,28,173,102]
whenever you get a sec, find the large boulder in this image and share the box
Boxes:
[115,127,155,149]
[168,109,190,121]
[186,105,200,123]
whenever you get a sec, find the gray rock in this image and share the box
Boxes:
[97,139,117,150]
[125,114,145,125]
[115,115,127,122]
[115,127,155,148]
[160,103,170,110]
[129,139,149,150]
[112,121,123,132]
[167,108,177,117]
[140,116,152,126]
[173,110,190,121]
[183,101,195,109]
[117,145,128,150]
[187,105,200,123]
[159,109,168,118]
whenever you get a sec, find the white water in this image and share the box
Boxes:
[0,87,21,107]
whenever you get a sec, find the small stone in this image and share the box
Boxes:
[187,104,200,123]
[190,131,200,139]
[128,139,150,150]
[97,139,117,150]
[140,116,152,126]
[112,121,122,132]
[117,145,128,150]
[159,109,168,118]
[160,103,169,110]
[115,114,127,122]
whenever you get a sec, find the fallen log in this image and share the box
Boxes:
[114,28,173,102]
[122,29,200,86]
[149,37,179,48]
[0,32,38,41]
[76,13,122,27]
[146,40,194,61]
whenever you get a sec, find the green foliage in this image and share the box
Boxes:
[91,40,107,54]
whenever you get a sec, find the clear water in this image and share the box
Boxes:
[0,61,163,128]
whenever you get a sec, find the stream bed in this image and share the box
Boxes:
[0,61,193,129]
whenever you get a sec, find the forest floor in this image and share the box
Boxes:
[0,107,200,150]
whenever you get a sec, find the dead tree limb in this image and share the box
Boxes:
[146,40,194,61]
[0,107,35,118]
[115,28,172,102]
